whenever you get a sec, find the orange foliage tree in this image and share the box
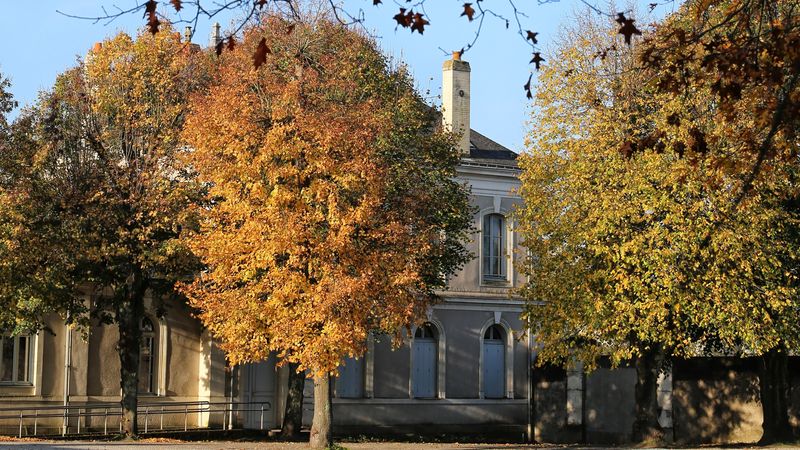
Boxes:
[180,16,473,448]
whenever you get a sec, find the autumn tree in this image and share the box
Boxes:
[517,8,800,444]
[633,0,800,442]
[0,29,211,436]
[180,15,473,448]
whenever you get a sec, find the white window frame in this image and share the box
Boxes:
[479,204,514,286]
[0,335,33,385]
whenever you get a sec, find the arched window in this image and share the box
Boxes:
[139,317,156,394]
[412,323,438,398]
[335,356,364,398]
[482,325,506,398]
[482,214,506,281]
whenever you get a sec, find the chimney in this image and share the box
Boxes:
[209,22,221,48]
[184,26,193,43]
[442,52,471,156]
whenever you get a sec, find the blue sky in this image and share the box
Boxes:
[0,1,673,152]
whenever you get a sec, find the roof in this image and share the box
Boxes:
[462,129,519,169]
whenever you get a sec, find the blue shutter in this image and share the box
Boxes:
[336,357,364,398]
[483,340,505,398]
[412,339,437,398]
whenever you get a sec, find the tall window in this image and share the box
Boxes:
[139,317,156,394]
[482,214,506,281]
[412,323,438,398]
[482,325,505,398]
[0,336,31,384]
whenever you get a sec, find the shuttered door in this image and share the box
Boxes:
[336,357,364,398]
[483,340,505,398]
[412,339,437,398]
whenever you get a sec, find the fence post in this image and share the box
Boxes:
[144,406,149,434]
[160,406,164,431]
[18,411,23,438]
[77,408,81,434]
[34,411,38,436]
[104,408,108,435]
[184,405,188,431]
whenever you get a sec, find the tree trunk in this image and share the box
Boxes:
[632,343,665,444]
[759,344,793,444]
[281,362,305,439]
[116,272,147,437]
[309,373,332,449]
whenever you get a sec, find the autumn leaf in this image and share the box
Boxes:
[147,15,161,35]
[618,16,642,45]
[530,52,544,70]
[393,8,412,28]
[170,0,182,12]
[143,0,157,18]
[461,3,476,21]
[526,30,538,44]
[373,0,381,5]
[253,37,270,68]
[410,12,429,34]
[523,73,533,99]
[215,39,224,56]
[227,36,236,51]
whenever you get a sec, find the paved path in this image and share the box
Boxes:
[0,441,656,450]
[0,440,790,450]
[0,442,565,450]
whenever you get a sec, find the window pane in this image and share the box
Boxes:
[17,337,27,382]
[0,339,13,382]
[139,336,154,393]
[483,214,506,279]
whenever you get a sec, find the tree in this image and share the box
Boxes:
[517,7,800,444]
[179,15,473,448]
[636,1,800,442]
[0,29,211,436]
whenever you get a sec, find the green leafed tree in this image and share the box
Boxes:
[0,29,212,436]
[517,8,800,444]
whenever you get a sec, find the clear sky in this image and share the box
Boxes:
[0,1,673,152]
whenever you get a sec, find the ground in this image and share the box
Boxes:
[0,441,797,450]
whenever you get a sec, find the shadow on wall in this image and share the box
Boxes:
[533,364,581,444]
[791,358,800,436]
[672,357,762,445]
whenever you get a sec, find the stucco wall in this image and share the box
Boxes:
[372,334,409,399]
[672,358,764,444]
[584,366,636,443]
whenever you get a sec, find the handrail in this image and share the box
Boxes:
[0,400,271,438]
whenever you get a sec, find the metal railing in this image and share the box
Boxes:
[0,400,271,438]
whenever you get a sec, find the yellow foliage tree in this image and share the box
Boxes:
[517,9,800,443]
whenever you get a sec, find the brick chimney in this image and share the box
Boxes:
[442,52,471,156]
